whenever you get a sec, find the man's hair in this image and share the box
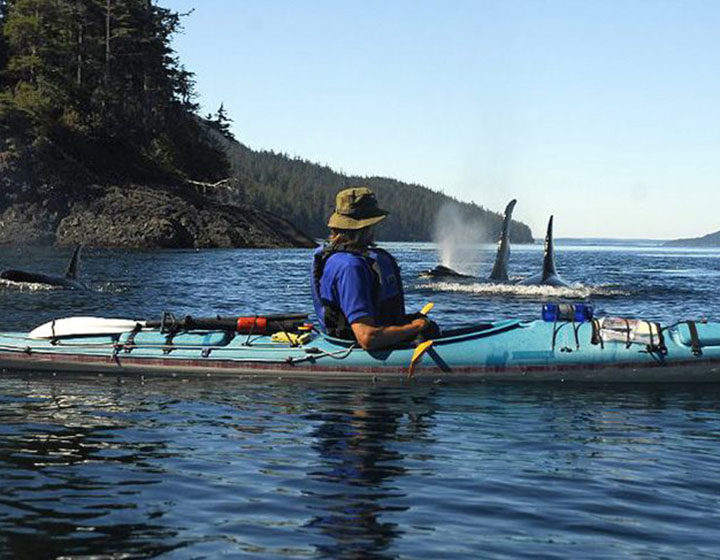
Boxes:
[328,227,374,253]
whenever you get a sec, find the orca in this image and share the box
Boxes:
[421,200,571,287]
[0,246,89,290]
[488,199,517,282]
[516,216,570,287]
[421,199,518,280]
[420,264,475,280]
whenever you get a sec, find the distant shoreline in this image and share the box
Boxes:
[555,236,720,248]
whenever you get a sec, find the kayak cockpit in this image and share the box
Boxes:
[316,319,526,350]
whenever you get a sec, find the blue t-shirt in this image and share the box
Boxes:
[312,250,377,327]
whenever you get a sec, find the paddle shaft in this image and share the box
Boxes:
[28,313,310,339]
[145,314,309,334]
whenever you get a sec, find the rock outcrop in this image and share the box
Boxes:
[0,183,316,249]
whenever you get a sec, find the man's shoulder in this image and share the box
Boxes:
[319,253,374,288]
[369,246,398,263]
[326,252,370,273]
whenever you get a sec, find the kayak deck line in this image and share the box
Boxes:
[0,339,359,365]
[2,317,720,382]
[3,347,720,383]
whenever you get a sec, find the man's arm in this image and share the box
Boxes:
[350,316,429,350]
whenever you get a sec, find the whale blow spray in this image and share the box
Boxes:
[433,203,487,275]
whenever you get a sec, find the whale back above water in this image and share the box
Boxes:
[0,246,89,290]
[420,264,475,280]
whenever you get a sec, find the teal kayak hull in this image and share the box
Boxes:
[2,319,720,382]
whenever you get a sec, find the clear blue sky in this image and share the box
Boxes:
[159,0,720,239]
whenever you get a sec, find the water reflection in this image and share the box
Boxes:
[303,387,437,559]
[4,376,720,557]
[0,378,180,558]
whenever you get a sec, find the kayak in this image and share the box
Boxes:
[1,312,720,382]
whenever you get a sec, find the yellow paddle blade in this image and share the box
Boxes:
[420,302,434,315]
[408,339,434,378]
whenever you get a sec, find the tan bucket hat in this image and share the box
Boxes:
[327,187,389,230]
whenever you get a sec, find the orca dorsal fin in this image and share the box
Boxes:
[541,216,558,281]
[64,246,82,279]
[488,199,517,282]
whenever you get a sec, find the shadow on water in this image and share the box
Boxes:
[0,377,442,559]
[302,386,437,559]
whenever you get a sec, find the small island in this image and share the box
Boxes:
[664,230,720,247]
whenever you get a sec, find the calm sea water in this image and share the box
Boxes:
[1,241,720,558]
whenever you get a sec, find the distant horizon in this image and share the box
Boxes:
[160,0,720,240]
[382,236,713,244]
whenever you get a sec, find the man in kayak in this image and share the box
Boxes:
[312,187,439,350]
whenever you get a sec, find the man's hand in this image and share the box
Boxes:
[418,317,440,339]
[406,313,440,339]
[351,316,430,350]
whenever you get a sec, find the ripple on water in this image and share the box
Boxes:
[3,244,720,557]
[0,279,57,292]
[417,280,631,300]
[3,379,720,557]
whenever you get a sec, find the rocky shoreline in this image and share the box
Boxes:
[0,183,317,249]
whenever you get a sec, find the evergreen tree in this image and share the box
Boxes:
[0,0,9,150]
[219,103,234,138]
[207,102,235,141]
[0,0,228,182]
[2,0,66,128]
[0,0,8,86]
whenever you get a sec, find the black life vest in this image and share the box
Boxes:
[312,246,406,340]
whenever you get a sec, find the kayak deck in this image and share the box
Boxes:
[2,319,720,382]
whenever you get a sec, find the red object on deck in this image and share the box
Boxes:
[236,316,268,334]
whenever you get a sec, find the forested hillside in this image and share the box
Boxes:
[0,0,227,186]
[225,142,535,243]
[0,0,533,245]
[0,0,317,248]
